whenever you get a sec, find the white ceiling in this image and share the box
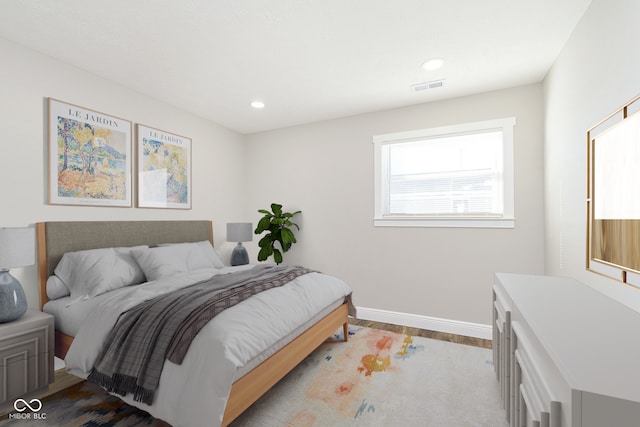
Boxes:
[0,1,591,134]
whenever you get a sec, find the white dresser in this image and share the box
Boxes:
[493,273,640,427]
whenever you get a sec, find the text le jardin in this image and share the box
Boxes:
[67,108,120,128]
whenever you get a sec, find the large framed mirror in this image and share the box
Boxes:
[587,93,640,287]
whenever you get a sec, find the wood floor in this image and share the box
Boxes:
[1,318,490,418]
[348,318,492,349]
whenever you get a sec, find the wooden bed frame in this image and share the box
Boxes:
[35,220,349,426]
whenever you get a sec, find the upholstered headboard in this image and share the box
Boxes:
[36,220,213,309]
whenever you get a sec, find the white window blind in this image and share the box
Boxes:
[374,117,515,228]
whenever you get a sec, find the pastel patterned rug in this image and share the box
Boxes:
[232,326,508,427]
[0,327,507,426]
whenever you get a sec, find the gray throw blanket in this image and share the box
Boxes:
[88,265,313,405]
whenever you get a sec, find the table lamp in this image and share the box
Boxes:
[0,227,35,323]
[227,223,252,266]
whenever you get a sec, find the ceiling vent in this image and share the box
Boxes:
[411,79,445,93]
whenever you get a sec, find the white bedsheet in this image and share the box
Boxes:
[63,266,352,427]
[44,287,132,337]
[43,265,252,337]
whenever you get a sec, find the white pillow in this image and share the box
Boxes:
[133,241,223,282]
[156,240,225,269]
[114,246,148,283]
[160,241,225,269]
[46,275,70,300]
[54,246,148,300]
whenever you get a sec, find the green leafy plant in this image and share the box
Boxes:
[254,203,301,264]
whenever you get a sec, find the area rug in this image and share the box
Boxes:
[0,381,168,427]
[0,326,508,426]
[231,326,508,427]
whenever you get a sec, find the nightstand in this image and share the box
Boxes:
[0,310,54,406]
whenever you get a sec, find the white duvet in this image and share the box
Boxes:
[65,266,352,427]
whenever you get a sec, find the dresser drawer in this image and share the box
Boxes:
[0,325,50,362]
[511,321,561,427]
[493,287,512,421]
[0,311,54,404]
[0,355,40,401]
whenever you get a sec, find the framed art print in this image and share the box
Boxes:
[136,124,192,209]
[48,98,132,207]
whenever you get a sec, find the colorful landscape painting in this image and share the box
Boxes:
[56,117,128,200]
[48,98,132,207]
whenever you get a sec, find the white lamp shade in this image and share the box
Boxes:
[227,223,253,243]
[0,227,35,269]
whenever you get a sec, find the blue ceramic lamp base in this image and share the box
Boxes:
[230,242,249,266]
[0,269,27,323]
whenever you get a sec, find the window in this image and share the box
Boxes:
[374,117,515,228]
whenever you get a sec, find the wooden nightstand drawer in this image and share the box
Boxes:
[0,310,54,404]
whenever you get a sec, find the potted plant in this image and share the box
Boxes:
[254,203,301,264]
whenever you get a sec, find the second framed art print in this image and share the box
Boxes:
[136,125,192,209]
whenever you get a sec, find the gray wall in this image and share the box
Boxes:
[246,84,545,326]
[544,0,640,312]
[14,0,631,327]
[0,37,247,308]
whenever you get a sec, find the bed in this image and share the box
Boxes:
[35,220,353,426]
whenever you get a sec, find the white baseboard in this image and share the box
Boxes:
[355,306,492,341]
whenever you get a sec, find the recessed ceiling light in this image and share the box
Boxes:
[251,100,265,109]
[422,58,444,71]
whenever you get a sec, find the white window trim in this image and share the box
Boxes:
[373,117,516,228]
